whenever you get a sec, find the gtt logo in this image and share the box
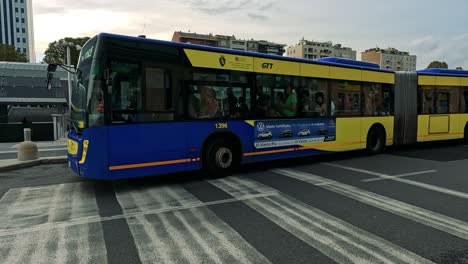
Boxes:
[262,63,273,69]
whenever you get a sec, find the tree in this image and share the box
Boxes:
[427,61,448,69]
[0,44,27,62]
[456,67,464,70]
[42,37,90,67]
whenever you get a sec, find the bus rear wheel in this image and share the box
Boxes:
[366,127,385,154]
[203,138,239,178]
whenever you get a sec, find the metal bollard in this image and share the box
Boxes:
[17,128,38,161]
[24,128,32,141]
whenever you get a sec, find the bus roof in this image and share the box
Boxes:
[417,68,468,77]
[98,33,394,74]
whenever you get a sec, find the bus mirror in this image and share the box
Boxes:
[46,72,54,90]
[47,64,58,72]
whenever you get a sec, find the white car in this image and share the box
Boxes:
[298,129,311,137]
[257,131,273,140]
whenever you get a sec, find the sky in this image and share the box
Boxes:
[33,0,468,69]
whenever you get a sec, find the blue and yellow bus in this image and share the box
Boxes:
[57,33,468,180]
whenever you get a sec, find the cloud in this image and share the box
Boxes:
[31,0,468,68]
[247,13,268,21]
[408,36,439,53]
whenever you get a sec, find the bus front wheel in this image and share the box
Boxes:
[203,138,239,178]
[366,126,385,154]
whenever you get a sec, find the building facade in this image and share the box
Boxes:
[286,39,357,60]
[0,0,35,63]
[361,48,417,71]
[172,31,286,56]
[0,62,68,124]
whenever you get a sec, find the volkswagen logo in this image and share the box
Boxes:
[256,122,265,132]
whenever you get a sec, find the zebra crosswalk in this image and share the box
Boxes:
[0,183,107,264]
[0,167,467,264]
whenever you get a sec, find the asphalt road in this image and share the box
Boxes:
[0,142,468,264]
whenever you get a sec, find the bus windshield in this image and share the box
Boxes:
[71,37,100,131]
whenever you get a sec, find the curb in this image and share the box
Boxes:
[0,157,68,173]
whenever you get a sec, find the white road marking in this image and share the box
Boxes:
[0,183,107,264]
[0,148,67,154]
[0,222,107,264]
[116,183,271,264]
[273,168,468,240]
[324,163,468,200]
[0,183,100,230]
[363,171,437,182]
[211,176,434,264]
[0,191,277,238]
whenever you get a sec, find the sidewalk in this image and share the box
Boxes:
[0,139,68,172]
[0,138,67,151]
[0,156,68,172]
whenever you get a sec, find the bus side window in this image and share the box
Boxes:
[362,83,391,116]
[448,87,461,113]
[462,88,468,113]
[419,86,434,114]
[332,81,362,117]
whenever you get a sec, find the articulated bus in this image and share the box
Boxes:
[61,33,468,180]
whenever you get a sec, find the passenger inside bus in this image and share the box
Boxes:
[238,96,250,117]
[278,85,297,117]
[199,86,220,118]
[314,92,328,117]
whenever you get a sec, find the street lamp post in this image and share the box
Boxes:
[54,41,81,114]
[66,45,72,114]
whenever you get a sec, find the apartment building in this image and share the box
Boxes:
[286,39,356,60]
[172,31,286,56]
[361,47,417,71]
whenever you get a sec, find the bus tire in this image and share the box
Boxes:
[366,126,386,154]
[203,138,239,178]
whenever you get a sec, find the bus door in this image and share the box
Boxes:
[107,62,189,175]
[418,86,460,141]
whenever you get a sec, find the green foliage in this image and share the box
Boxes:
[456,67,464,70]
[42,37,91,67]
[427,61,448,69]
[0,44,27,62]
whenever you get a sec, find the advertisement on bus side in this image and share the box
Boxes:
[254,119,336,149]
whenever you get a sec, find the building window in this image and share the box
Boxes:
[23,38,26,43]
[17,48,20,52]
[22,28,25,33]
[21,18,25,23]
[20,0,24,3]
[16,28,19,33]
[17,38,20,43]
[23,48,26,53]
[15,8,18,12]
[21,8,25,13]
[16,17,19,23]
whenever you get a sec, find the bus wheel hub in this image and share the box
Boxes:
[216,148,233,169]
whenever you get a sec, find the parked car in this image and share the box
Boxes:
[298,129,311,137]
[316,128,329,135]
[257,131,273,140]
[280,130,293,138]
